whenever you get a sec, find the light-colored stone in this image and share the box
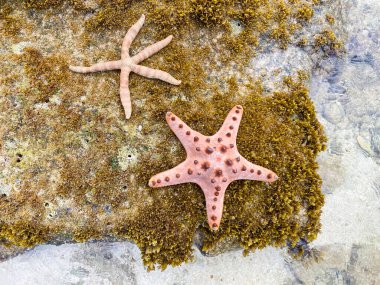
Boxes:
[357,135,374,155]
[323,102,345,124]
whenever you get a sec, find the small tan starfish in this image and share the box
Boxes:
[69,15,181,119]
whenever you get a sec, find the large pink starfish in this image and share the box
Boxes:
[149,105,279,230]
[69,15,181,119]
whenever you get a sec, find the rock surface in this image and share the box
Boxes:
[1,0,380,283]
[1,0,330,268]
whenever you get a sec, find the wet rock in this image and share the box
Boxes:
[372,133,380,155]
[347,244,380,285]
[350,53,374,65]
[317,153,345,193]
[230,20,244,35]
[323,102,345,124]
[372,118,380,155]
[0,245,26,262]
[357,135,374,155]
[328,84,347,94]
[286,244,380,285]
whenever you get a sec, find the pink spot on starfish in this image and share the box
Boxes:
[149,105,279,231]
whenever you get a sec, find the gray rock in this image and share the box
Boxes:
[323,102,345,124]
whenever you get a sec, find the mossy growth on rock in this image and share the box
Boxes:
[17,0,332,50]
[313,29,344,57]
[0,0,332,270]
[0,221,49,248]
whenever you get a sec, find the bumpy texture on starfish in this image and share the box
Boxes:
[69,15,181,119]
[149,105,279,230]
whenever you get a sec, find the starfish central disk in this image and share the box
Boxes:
[69,15,181,119]
[149,105,279,230]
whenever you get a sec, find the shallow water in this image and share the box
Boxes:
[1,0,379,284]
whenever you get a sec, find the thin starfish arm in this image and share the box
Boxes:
[149,160,195,188]
[120,67,132,119]
[165,111,206,154]
[130,64,181,85]
[132,35,173,64]
[121,14,145,58]
[69,60,121,73]
[201,181,228,230]
[235,157,279,183]
[215,105,244,144]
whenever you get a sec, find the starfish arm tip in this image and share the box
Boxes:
[139,14,145,24]
[148,176,165,188]
[122,104,132,119]
[148,178,155,188]
[165,111,177,125]
[207,219,220,231]
[210,224,220,231]
[263,169,279,183]
[216,104,244,137]
[261,170,279,183]
[270,173,279,182]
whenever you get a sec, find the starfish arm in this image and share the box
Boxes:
[164,111,206,154]
[130,64,181,85]
[120,67,132,119]
[69,60,121,73]
[215,105,244,145]
[201,182,228,231]
[149,160,195,188]
[121,14,145,59]
[132,35,173,64]
[235,157,278,183]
